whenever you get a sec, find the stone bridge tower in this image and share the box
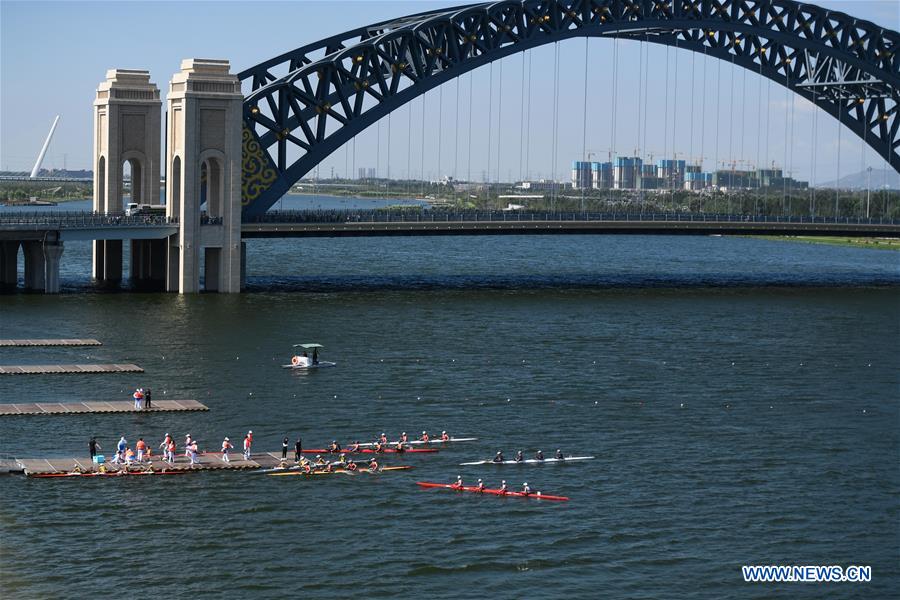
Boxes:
[165,59,243,293]
[92,69,162,285]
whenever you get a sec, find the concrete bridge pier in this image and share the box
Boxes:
[43,242,64,294]
[92,240,122,284]
[22,242,45,291]
[130,238,167,290]
[0,241,19,291]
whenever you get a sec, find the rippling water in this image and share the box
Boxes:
[1,207,898,598]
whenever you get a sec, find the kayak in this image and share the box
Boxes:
[301,447,437,455]
[268,466,413,477]
[359,437,477,447]
[30,470,189,479]
[416,481,568,501]
[459,456,595,466]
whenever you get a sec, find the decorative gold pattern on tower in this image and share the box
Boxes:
[241,122,277,206]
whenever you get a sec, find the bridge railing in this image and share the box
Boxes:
[246,209,900,226]
[0,211,177,228]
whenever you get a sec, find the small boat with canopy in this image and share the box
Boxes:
[282,343,336,370]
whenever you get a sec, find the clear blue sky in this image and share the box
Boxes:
[2,0,898,184]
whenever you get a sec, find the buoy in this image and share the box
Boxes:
[291,355,301,366]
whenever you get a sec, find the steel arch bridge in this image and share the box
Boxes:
[237,0,900,217]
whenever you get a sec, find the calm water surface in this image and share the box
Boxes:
[0,209,898,598]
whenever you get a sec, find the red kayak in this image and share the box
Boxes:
[302,447,437,454]
[30,470,190,479]
[416,481,568,501]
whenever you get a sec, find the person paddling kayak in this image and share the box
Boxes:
[476,478,485,491]
[534,450,544,461]
[492,451,504,463]
[329,440,341,453]
[348,441,360,453]
[515,450,524,463]
[400,432,408,443]
[451,475,463,489]
[379,432,388,444]
[522,482,531,496]
[346,459,358,472]
[555,449,564,460]
[499,480,508,494]
[420,431,430,442]
[394,440,405,452]
[367,457,379,471]
[440,431,450,441]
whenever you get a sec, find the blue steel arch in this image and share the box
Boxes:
[238,0,900,216]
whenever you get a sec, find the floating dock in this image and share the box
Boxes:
[12,452,332,475]
[0,339,102,347]
[0,364,143,375]
[0,399,208,416]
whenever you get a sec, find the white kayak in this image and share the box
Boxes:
[281,361,336,370]
[358,437,478,448]
[459,456,595,466]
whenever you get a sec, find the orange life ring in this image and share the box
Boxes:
[291,356,301,366]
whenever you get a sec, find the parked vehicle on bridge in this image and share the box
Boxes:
[125,203,166,217]
[282,343,335,370]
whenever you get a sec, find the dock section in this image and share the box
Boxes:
[0,364,143,375]
[13,452,307,475]
[0,339,102,347]
[0,399,208,416]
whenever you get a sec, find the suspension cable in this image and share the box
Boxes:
[756,49,763,211]
[810,92,817,216]
[836,100,842,221]
[611,36,619,167]
[386,113,391,188]
[487,62,493,186]
[728,51,735,212]
[552,42,561,208]
[407,99,412,196]
[642,35,650,207]
[662,43,670,201]
[467,71,473,183]
[497,58,503,185]
[525,50,533,180]
[765,74,771,213]
[689,39,695,184]
[636,37,644,187]
[783,67,790,215]
[454,77,460,181]
[700,43,708,211]
[376,119,381,181]
[787,77,795,216]
[581,36,589,211]
[519,50,526,182]
[437,85,443,182]
[420,92,426,196]
[672,36,679,201]
[714,56,720,201]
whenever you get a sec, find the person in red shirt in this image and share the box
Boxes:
[135,438,147,462]
[420,431,429,442]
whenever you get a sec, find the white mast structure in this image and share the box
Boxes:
[30,115,60,178]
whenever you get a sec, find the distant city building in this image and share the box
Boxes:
[613,157,642,189]
[358,167,366,180]
[712,168,808,190]
[571,161,593,189]
[367,167,376,179]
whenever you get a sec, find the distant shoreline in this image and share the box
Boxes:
[752,235,900,251]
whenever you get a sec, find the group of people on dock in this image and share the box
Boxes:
[88,430,255,468]
[131,388,152,410]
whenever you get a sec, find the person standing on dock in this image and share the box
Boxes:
[184,434,193,458]
[165,439,176,464]
[89,437,101,460]
[144,388,152,409]
[133,388,143,410]
[159,433,173,456]
[221,437,233,462]
[243,433,252,460]
[294,437,302,462]
[136,438,147,463]
[189,439,200,465]
[282,437,289,460]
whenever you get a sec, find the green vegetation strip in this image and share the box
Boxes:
[752,236,900,250]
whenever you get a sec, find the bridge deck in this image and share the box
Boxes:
[0,364,143,375]
[0,399,207,416]
[14,452,321,475]
[0,338,102,347]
